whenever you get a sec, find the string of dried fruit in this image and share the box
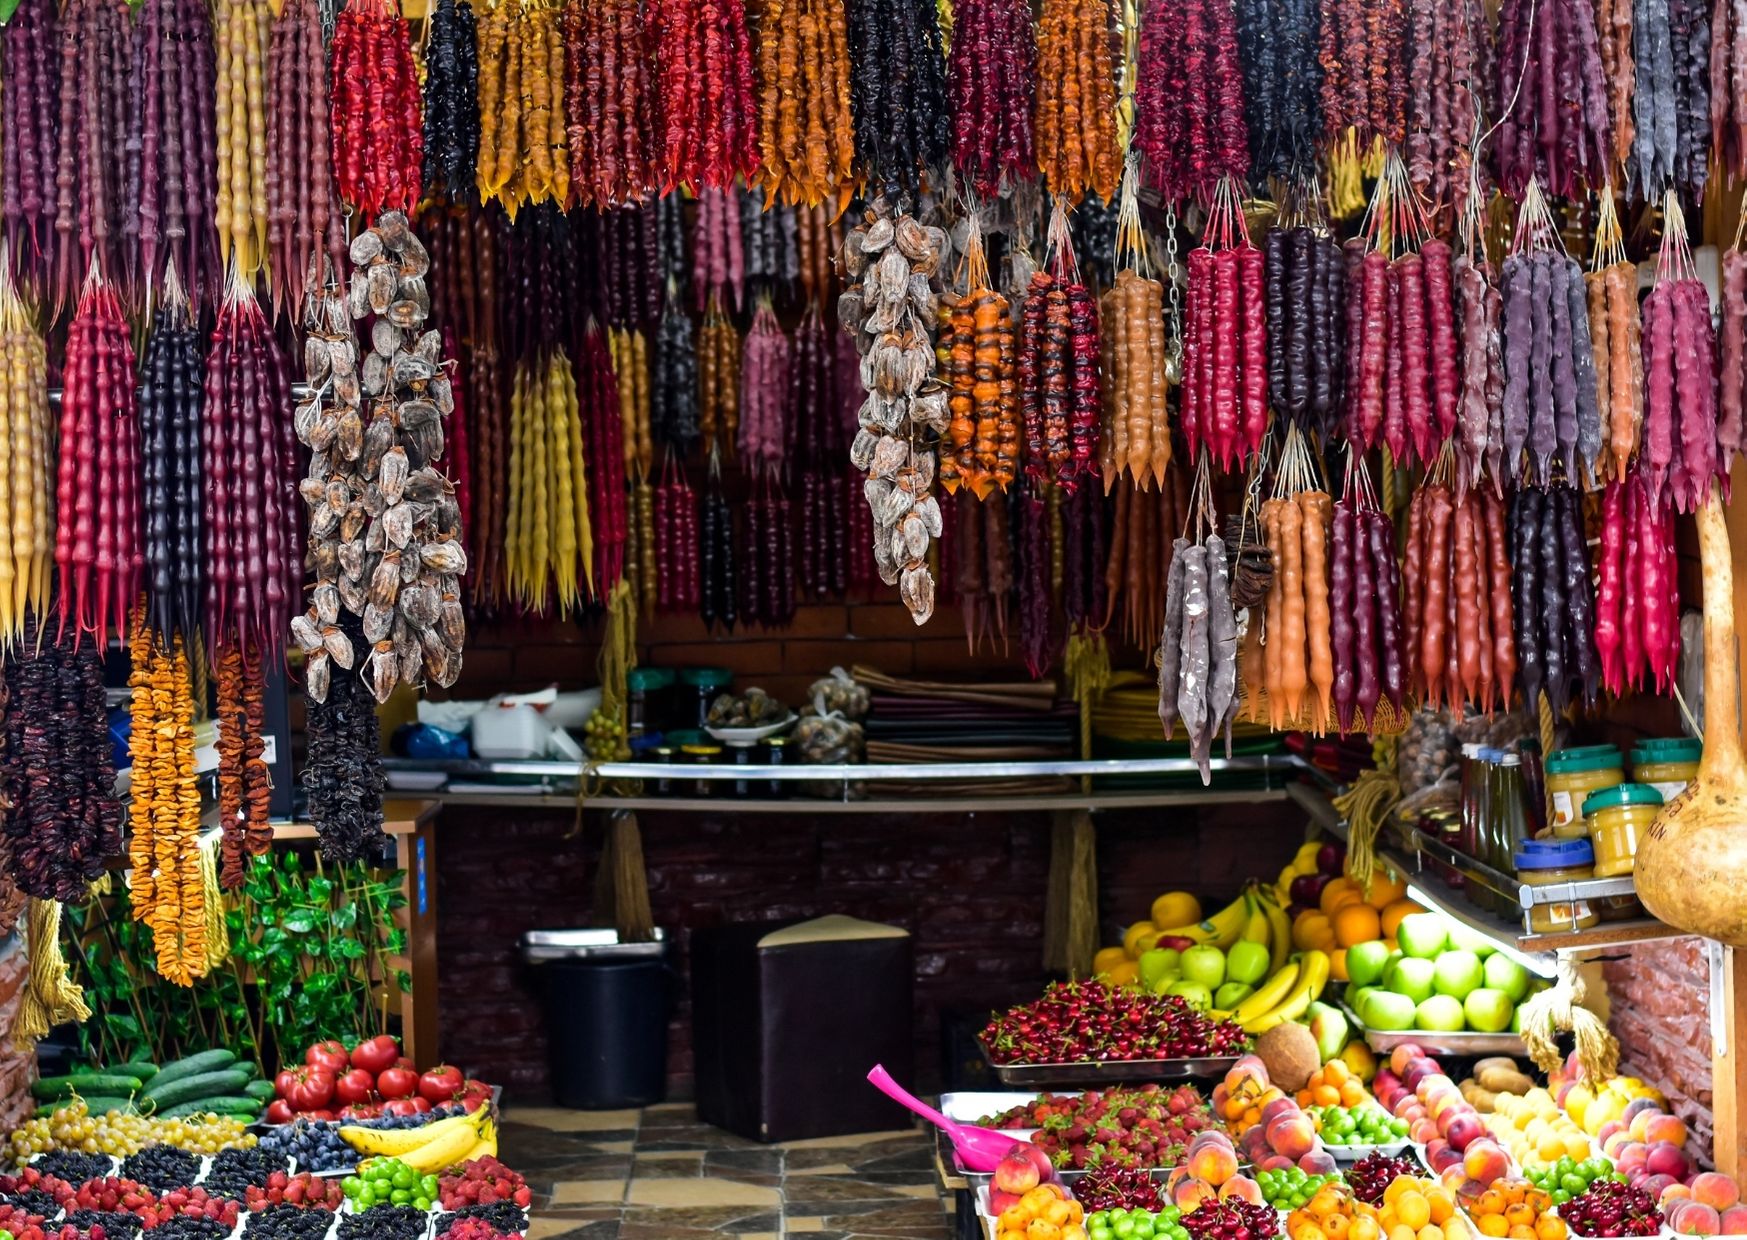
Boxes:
[1403,475,1516,713]
[1401,0,1490,212]
[1156,466,1237,783]
[743,480,797,627]
[0,263,53,648]
[592,203,665,331]
[1,616,122,902]
[1640,192,1722,512]
[1134,0,1251,201]
[498,203,578,360]
[796,202,843,308]
[1595,465,1680,694]
[1585,194,1644,485]
[938,223,1016,499]
[55,274,141,650]
[130,0,222,310]
[843,0,950,193]
[652,297,700,455]
[1251,434,1331,732]
[1021,210,1101,491]
[756,0,855,207]
[126,615,204,986]
[1628,0,1711,201]
[424,0,482,199]
[302,610,388,864]
[698,300,742,458]
[653,464,700,611]
[1235,0,1323,182]
[1497,182,1603,489]
[792,307,851,469]
[330,0,423,216]
[203,280,294,660]
[578,322,628,591]
[215,642,271,889]
[213,0,269,280]
[504,349,594,614]
[562,0,657,207]
[650,0,760,190]
[955,491,1016,649]
[1317,0,1405,147]
[138,279,204,647]
[0,0,59,300]
[1326,459,1408,736]
[743,187,800,294]
[842,200,948,622]
[265,0,339,320]
[49,0,131,316]
[700,482,736,628]
[947,0,1036,191]
[738,302,790,472]
[1104,470,1184,650]
[1451,223,1505,497]
[1182,179,1268,473]
[1018,489,1058,678]
[1508,483,1598,712]
[1493,0,1612,198]
[693,188,746,312]
[1033,0,1121,203]
[1264,217,1346,439]
[475,0,569,216]
[1599,0,1635,171]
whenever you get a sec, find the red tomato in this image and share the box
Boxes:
[418,1065,465,1104]
[349,1035,401,1075]
[455,1080,493,1113]
[286,1067,336,1111]
[303,1109,338,1122]
[305,1040,350,1073]
[273,1070,299,1100]
[340,1103,384,1120]
[376,1067,419,1100]
[264,1100,295,1125]
[334,1067,378,1106]
[382,1097,428,1117]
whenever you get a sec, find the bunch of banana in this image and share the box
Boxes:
[340,1105,498,1174]
[1275,841,1325,906]
[1213,948,1332,1034]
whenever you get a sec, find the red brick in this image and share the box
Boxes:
[782,637,918,674]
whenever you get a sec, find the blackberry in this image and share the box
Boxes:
[8,1189,67,1218]
[149,1218,232,1240]
[31,1156,112,1186]
[438,1204,530,1236]
[244,1204,335,1240]
[203,1151,290,1200]
[339,1205,428,1240]
[119,1149,199,1192]
[64,1211,142,1240]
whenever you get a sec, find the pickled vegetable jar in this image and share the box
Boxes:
[1583,783,1664,878]
[1514,838,1599,932]
[1543,747,1624,839]
[1630,738,1701,803]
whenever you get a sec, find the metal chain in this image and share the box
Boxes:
[1162,204,1183,377]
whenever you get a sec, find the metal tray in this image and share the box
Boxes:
[978,1038,1239,1086]
[1338,1000,1527,1056]
[1324,1138,1416,1163]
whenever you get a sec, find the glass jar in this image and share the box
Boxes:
[764,735,789,799]
[1630,739,1701,803]
[681,742,723,795]
[1582,783,1664,878]
[1514,838,1599,933]
[625,666,674,737]
[1543,747,1624,839]
[679,666,733,729]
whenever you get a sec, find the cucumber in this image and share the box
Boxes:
[31,1074,143,1101]
[106,1062,159,1083]
[237,1060,260,1080]
[243,1080,276,1101]
[36,1096,135,1118]
[148,1050,238,1090]
[143,1069,254,1109]
[159,1096,264,1119]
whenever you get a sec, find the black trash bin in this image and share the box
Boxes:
[522,929,670,1109]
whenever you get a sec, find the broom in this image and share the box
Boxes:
[583,582,655,943]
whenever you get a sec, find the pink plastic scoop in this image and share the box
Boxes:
[865,1063,1020,1173]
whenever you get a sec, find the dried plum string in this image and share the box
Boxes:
[302,613,389,866]
[423,0,481,200]
[843,0,949,194]
[139,267,204,647]
[1235,0,1323,183]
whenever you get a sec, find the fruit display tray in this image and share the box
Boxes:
[1336,1000,1528,1056]
[976,1039,1240,1087]
[1323,1138,1415,1163]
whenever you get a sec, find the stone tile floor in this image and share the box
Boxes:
[504,1102,957,1240]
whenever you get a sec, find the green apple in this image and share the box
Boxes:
[1349,986,1379,1013]
[1358,989,1417,1031]
[1510,1005,1524,1033]
[1226,941,1270,986]
[1396,913,1449,959]
[1148,970,1182,995]
[1138,947,1183,989]
[1415,994,1466,1032]
[1346,940,1392,988]
[1388,956,1437,1004]
[1448,923,1497,958]
[1167,979,1213,1009]
[1180,944,1227,989]
[1307,1000,1350,1060]
[1216,981,1256,1009]
[1463,987,1515,1032]
[1482,952,1530,1003]
[1432,950,1484,1000]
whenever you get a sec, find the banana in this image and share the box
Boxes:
[1294,841,1322,868]
[340,1110,481,1157]
[1255,887,1293,976]
[1229,960,1301,1025]
[1240,891,1270,946]
[1244,949,1330,1034]
[1155,890,1251,949]
[396,1111,496,1175]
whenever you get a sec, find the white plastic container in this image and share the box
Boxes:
[470,703,550,759]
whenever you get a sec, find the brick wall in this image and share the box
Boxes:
[1603,939,1715,1166]
[432,797,1306,1101]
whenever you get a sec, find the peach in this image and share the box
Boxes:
[1411,1118,1439,1145]
[1259,1154,1297,1172]
[1716,1205,1747,1234]
[1226,1056,1269,1092]
[1190,1142,1240,1186]
[1648,1142,1691,1180]
[1426,1144,1462,1175]
[992,1153,1041,1195]
[1445,1113,1486,1153]
[1647,1114,1690,1148]
[990,1188,1022,1217]
[1674,1203,1721,1235]
[1211,1083,1230,1111]
[1391,1044,1427,1074]
[1298,1149,1339,1175]
[1622,1098,1664,1125]
[1629,1112,1655,1143]
[1262,1097,1301,1127]
[1221,1177,1265,1205]
[1603,1131,1632,1159]
[1640,1176,1681,1202]
[1615,1143,1650,1176]
[1266,1114,1318,1161]
[1597,1120,1626,1147]
[1175,1178,1218,1210]
[1190,1130,1235,1153]
[1694,1176,1743,1212]
[1662,1185,1696,1205]
[1462,1140,1510,1186]
[1393,1094,1421,1120]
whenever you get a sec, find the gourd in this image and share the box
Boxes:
[1634,495,1747,945]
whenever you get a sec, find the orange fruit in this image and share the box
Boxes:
[1314,1083,1342,1106]
[1426,1188,1454,1225]
[1380,899,1425,939]
[1294,911,1334,951]
[1365,870,1408,908]
[1335,904,1383,947]
[1093,946,1130,976]
[1535,1216,1567,1240]
[1340,1080,1367,1107]
[1330,948,1349,981]
[1504,1205,1536,1229]
[1395,1192,1431,1231]
[1324,1059,1350,1085]
[1326,1214,1351,1240]
[1107,961,1139,988]
[1476,1190,1507,1217]
[1320,877,1359,917]
[1351,1218,1381,1240]
[1477,1217,1509,1238]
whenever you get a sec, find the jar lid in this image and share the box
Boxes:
[1515,837,1596,870]
[681,743,723,755]
[627,667,675,691]
[666,729,705,747]
[1583,783,1665,815]
[1631,739,1702,764]
[1636,736,1702,753]
[1546,745,1624,774]
[679,666,734,688]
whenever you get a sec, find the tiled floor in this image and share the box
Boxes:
[505,1102,956,1240]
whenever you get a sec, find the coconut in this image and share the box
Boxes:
[1255,1021,1320,1093]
